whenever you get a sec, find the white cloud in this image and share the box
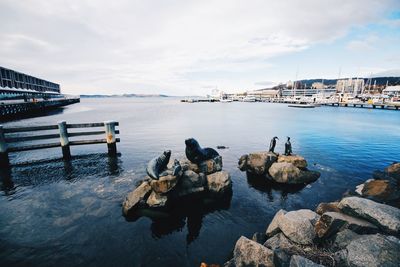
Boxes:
[0,0,398,95]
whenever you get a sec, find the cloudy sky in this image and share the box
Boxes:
[1,0,400,96]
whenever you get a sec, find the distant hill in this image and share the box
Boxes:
[80,94,169,98]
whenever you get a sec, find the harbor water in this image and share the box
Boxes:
[1,98,399,266]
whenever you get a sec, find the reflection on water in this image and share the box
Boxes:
[246,172,306,202]
[0,98,399,267]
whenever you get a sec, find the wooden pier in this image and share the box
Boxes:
[0,98,80,119]
[322,102,400,110]
[0,121,120,168]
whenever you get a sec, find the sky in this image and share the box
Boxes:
[1,0,400,96]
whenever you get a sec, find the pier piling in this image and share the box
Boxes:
[0,125,10,168]
[104,121,117,156]
[58,121,71,160]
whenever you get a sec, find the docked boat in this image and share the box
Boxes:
[242,96,256,102]
[288,104,316,108]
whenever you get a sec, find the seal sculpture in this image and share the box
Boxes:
[146,150,171,180]
[185,138,219,164]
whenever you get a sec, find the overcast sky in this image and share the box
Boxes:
[1,0,400,96]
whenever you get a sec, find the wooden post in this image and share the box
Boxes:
[104,121,117,156]
[58,121,71,159]
[0,125,10,168]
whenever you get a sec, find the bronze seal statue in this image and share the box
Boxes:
[185,138,219,164]
[146,150,171,180]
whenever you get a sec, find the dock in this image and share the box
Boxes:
[0,98,80,119]
[321,102,400,110]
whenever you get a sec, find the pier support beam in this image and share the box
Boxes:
[0,125,10,168]
[105,121,117,156]
[58,121,71,160]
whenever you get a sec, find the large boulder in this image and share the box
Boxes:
[269,162,320,184]
[150,174,179,194]
[342,234,400,267]
[315,202,340,215]
[278,209,319,245]
[338,197,400,234]
[173,170,206,197]
[289,255,324,267]
[266,209,287,237]
[206,171,232,194]
[314,211,377,238]
[146,191,168,208]
[122,181,152,215]
[233,236,274,267]
[264,232,296,251]
[239,151,278,175]
[278,155,308,169]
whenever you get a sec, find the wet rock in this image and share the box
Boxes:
[122,181,152,215]
[268,162,320,184]
[150,174,178,194]
[266,209,287,237]
[206,171,232,194]
[252,232,267,244]
[278,209,319,245]
[277,155,308,169]
[223,259,235,267]
[173,170,206,197]
[233,236,274,267]
[331,229,361,250]
[344,234,400,267]
[240,151,278,175]
[238,155,248,171]
[315,202,340,215]
[178,159,200,173]
[289,255,324,267]
[314,211,377,239]
[385,162,400,180]
[146,191,168,208]
[357,179,400,206]
[338,196,400,234]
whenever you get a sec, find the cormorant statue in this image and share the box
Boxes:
[285,137,292,156]
[269,136,279,153]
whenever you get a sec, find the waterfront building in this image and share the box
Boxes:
[246,89,280,101]
[311,82,325,89]
[0,66,62,100]
[281,87,337,98]
[382,85,400,97]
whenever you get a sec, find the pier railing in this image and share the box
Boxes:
[0,121,120,167]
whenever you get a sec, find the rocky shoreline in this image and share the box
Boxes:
[223,162,400,267]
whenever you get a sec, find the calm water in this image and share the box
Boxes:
[1,98,399,267]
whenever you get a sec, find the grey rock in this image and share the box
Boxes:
[273,248,292,267]
[332,229,361,250]
[122,181,152,215]
[338,196,400,234]
[289,255,324,267]
[345,234,400,267]
[223,259,235,267]
[278,209,319,245]
[206,171,232,194]
[264,232,295,251]
[233,236,274,267]
[314,211,378,238]
[266,209,287,237]
[268,162,320,184]
[238,155,248,171]
[146,191,168,208]
[173,170,206,197]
